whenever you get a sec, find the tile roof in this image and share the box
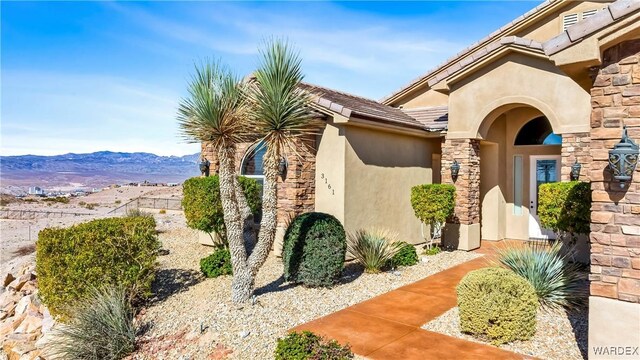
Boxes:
[543,0,640,55]
[300,83,427,131]
[426,36,545,87]
[381,0,558,104]
[401,106,449,131]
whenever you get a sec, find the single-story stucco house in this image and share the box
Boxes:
[202,0,640,355]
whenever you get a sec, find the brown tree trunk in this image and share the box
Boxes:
[248,153,279,274]
[217,146,253,303]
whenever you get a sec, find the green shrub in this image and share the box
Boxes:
[275,331,353,360]
[43,196,70,204]
[347,229,404,274]
[182,176,261,240]
[391,242,418,267]
[159,208,167,214]
[115,200,122,204]
[125,208,153,219]
[47,286,136,360]
[410,184,455,247]
[538,181,591,237]
[496,241,585,309]
[36,216,159,318]
[457,267,538,345]
[282,212,346,287]
[200,247,233,278]
[424,245,441,256]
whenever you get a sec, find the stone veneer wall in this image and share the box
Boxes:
[561,132,591,182]
[441,138,480,225]
[200,138,317,244]
[589,39,640,303]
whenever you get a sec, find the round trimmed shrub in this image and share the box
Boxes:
[182,175,261,239]
[200,248,233,278]
[456,267,538,345]
[282,212,346,287]
[391,242,418,267]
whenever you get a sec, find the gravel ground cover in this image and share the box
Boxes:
[135,228,482,359]
[422,305,588,360]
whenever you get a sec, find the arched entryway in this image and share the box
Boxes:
[479,106,561,242]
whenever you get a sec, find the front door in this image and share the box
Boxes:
[528,155,561,239]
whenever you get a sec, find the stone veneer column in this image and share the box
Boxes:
[561,132,591,182]
[441,138,481,250]
[588,40,640,358]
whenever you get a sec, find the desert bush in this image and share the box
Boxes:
[43,196,70,204]
[495,241,585,309]
[125,208,153,219]
[36,216,159,318]
[457,267,538,345]
[282,212,346,287]
[182,176,261,240]
[78,201,86,206]
[424,245,442,256]
[85,203,98,210]
[347,229,404,274]
[47,286,136,360]
[391,242,418,267]
[410,184,455,248]
[115,200,122,204]
[274,331,353,360]
[159,208,167,214]
[200,247,233,278]
[538,181,591,240]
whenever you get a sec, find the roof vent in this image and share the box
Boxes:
[562,13,579,30]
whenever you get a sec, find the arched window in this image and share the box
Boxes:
[240,141,266,187]
[514,116,561,145]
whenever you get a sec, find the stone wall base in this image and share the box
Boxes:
[588,296,640,359]
[443,223,480,251]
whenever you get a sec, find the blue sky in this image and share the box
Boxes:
[1,1,538,156]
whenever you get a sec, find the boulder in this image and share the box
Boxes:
[0,313,26,337]
[3,273,16,287]
[7,279,27,293]
[15,315,43,334]
[2,341,36,360]
[14,296,34,316]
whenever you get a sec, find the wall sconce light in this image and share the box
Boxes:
[199,157,210,177]
[608,126,639,188]
[450,160,460,180]
[570,160,581,181]
[278,157,288,177]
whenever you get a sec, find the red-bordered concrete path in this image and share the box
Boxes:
[293,241,535,360]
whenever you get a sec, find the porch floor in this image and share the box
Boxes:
[292,240,535,360]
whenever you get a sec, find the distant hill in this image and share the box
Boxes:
[0,151,201,194]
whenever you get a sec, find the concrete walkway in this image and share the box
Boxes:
[293,242,534,359]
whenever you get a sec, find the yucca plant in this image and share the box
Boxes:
[347,229,405,273]
[494,241,586,309]
[46,286,136,360]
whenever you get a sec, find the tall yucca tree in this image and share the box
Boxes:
[177,61,258,303]
[245,40,318,281]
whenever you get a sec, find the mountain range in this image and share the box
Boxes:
[0,151,201,194]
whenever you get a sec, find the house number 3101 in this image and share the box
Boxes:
[320,173,335,195]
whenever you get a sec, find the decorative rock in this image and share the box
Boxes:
[14,296,34,316]
[15,315,43,334]
[238,330,250,338]
[7,279,27,293]
[3,273,16,287]
[0,313,26,337]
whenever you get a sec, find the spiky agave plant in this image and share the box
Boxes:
[46,286,136,360]
[494,241,586,309]
[347,229,405,273]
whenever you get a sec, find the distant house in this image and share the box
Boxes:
[28,187,45,196]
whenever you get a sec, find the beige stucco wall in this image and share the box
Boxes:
[315,120,439,244]
[392,87,449,109]
[314,118,347,225]
[520,1,612,43]
[448,52,591,140]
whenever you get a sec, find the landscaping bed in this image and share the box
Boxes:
[422,305,588,360]
[135,228,481,359]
